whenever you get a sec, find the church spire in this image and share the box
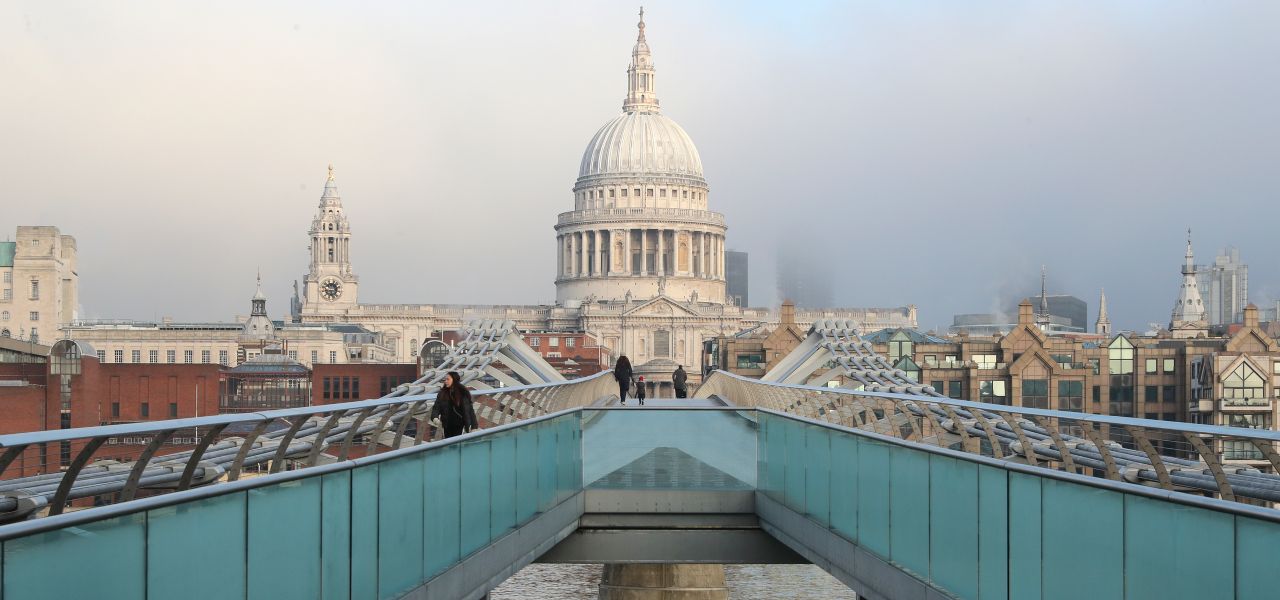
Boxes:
[1096,287,1112,336]
[623,7,660,114]
[1171,228,1207,334]
[1035,265,1051,331]
[321,163,341,205]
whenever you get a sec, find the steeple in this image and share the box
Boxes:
[1170,228,1208,337]
[1035,265,1051,331]
[1095,288,1112,336]
[623,7,660,114]
[321,163,340,205]
[244,273,274,339]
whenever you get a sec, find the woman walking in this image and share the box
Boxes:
[614,355,633,406]
[431,371,478,438]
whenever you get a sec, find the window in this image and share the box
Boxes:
[660,189,667,197]
[1144,385,1158,403]
[167,350,176,363]
[588,191,594,200]
[201,350,211,364]
[311,350,319,364]
[329,351,337,364]
[1092,385,1101,403]
[322,378,331,400]
[1145,358,1158,374]
[634,188,640,197]
[931,381,944,392]
[566,337,576,349]
[887,332,912,363]
[736,353,765,369]
[974,354,997,370]
[288,351,297,360]
[1163,359,1175,374]
[141,403,150,418]
[1058,380,1083,412]
[980,380,1008,404]
[169,403,178,418]
[646,188,654,197]
[1274,361,1280,375]
[947,380,963,399]
[29,280,38,300]
[1,289,9,301]
[1108,336,1135,416]
[1088,359,1100,375]
[183,350,193,364]
[28,312,39,321]
[150,350,159,363]
[923,355,937,367]
[1223,361,1266,406]
[653,330,670,357]
[894,357,920,382]
[621,188,628,197]
[1052,354,1074,369]
[529,337,540,347]
[219,350,229,365]
[97,350,106,362]
[131,350,140,363]
[111,403,120,418]
[1022,379,1049,409]
[1162,385,1176,403]
[113,350,123,363]
[548,337,559,347]
[944,355,958,366]
[29,328,36,343]
[1,272,8,283]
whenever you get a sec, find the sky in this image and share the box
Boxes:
[3,1,1278,333]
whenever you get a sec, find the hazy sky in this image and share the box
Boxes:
[3,1,1278,332]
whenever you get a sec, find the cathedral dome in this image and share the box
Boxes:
[577,112,704,181]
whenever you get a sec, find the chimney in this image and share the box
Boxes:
[781,300,796,325]
[1244,303,1259,328]
[1018,300,1034,326]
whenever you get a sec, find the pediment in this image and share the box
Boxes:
[1225,327,1278,353]
[1008,348,1054,375]
[623,296,702,318]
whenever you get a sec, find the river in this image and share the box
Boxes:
[491,564,859,599]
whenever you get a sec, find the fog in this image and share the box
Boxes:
[3,1,1277,331]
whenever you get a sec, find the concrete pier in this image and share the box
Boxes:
[598,564,729,600]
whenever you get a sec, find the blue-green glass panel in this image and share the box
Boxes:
[351,464,380,599]
[1123,494,1233,599]
[1040,479,1122,600]
[537,421,557,511]
[321,471,352,600]
[764,414,787,501]
[783,418,806,511]
[556,416,575,501]
[888,445,929,577]
[571,413,583,490]
[460,439,492,556]
[928,456,978,599]
[857,439,891,557]
[804,424,831,526]
[581,409,756,490]
[379,454,425,599]
[424,445,461,579]
[490,432,517,539]
[829,432,858,542]
[515,426,539,524]
[148,492,247,600]
[976,465,1008,600]
[1007,472,1041,600]
[248,478,322,600]
[4,513,145,598]
[1236,516,1280,598]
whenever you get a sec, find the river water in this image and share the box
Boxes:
[491,564,859,599]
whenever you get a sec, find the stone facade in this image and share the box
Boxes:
[0,226,78,344]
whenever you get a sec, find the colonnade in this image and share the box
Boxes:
[557,228,725,280]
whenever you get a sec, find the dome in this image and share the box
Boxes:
[577,112,704,182]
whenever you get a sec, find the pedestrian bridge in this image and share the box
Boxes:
[1,370,1278,600]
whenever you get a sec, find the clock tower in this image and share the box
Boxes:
[300,164,359,318]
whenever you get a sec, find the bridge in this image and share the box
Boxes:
[0,321,1277,599]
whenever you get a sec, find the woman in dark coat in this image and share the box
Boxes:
[431,371,478,438]
[614,355,633,405]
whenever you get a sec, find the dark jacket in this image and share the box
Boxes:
[634,378,646,398]
[614,360,633,385]
[431,385,478,433]
[673,367,688,391]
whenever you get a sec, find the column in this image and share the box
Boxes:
[556,234,563,278]
[593,230,602,277]
[580,232,588,277]
[657,229,666,276]
[640,229,648,276]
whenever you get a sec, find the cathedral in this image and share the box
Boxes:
[293,11,917,387]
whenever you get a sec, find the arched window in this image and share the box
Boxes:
[410,339,418,358]
[421,340,449,369]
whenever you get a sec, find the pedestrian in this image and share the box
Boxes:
[614,355,633,405]
[430,371,478,438]
[673,364,688,399]
[635,375,646,406]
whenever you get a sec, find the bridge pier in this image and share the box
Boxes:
[598,564,729,599]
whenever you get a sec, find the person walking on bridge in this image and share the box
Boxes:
[673,364,688,399]
[431,371,478,438]
[635,375,646,406]
[614,355,633,405]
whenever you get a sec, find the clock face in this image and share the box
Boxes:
[320,279,343,301]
